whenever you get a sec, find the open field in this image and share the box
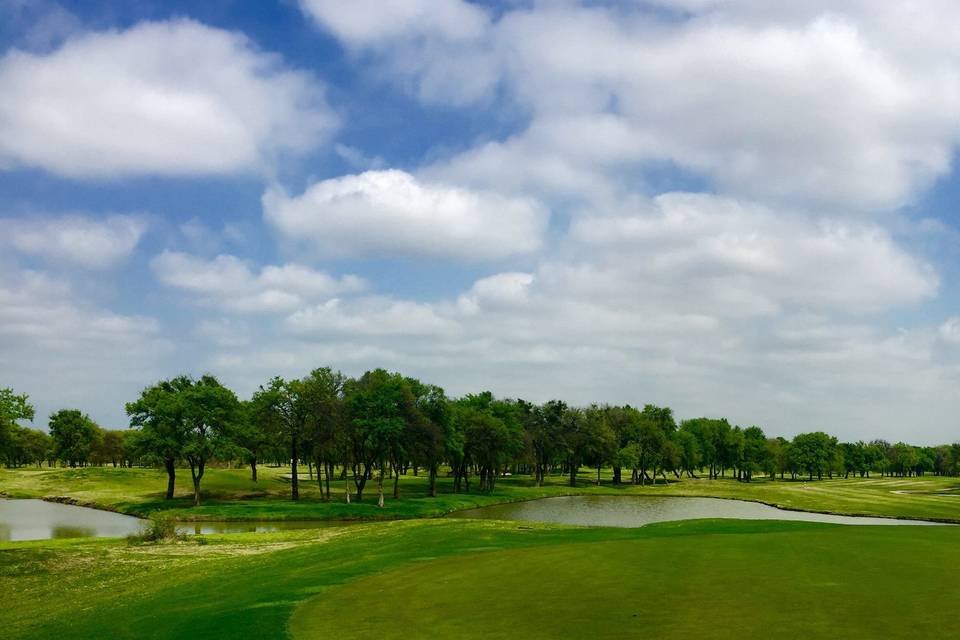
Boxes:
[1,518,958,639]
[2,465,959,522]
[3,468,959,638]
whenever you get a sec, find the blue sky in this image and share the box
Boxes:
[2,0,960,443]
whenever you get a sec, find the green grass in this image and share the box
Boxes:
[292,521,960,639]
[2,465,959,522]
[2,518,958,639]
[3,467,959,639]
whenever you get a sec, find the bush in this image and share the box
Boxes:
[128,515,179,544]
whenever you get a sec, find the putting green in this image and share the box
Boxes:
[290,523,960,639]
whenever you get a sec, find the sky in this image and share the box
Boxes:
[1,0,960,443]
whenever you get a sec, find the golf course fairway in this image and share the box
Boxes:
[288,520,957,639]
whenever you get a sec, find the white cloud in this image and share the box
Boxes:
[320,2,960,210]
[195,318,251,348]
[300,0,489,45]
[299,0,499,105]
[0,19,336,178]
[286,297,458,337]
[262,169,548,260]
[1,214,147,268]
[0,264,169,428]
[567,193,938,314]
[939,317,960,345]
[151,251,366,313]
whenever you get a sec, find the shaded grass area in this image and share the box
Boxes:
[2,465,960,522]
[292,521,960,639]
[2,518,958,639]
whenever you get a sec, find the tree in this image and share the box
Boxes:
[127,376,195,499]
[237,398,274,482]
[10,427,52,467]
[740,426,768,482]
[0,388,35,461]
[303,368,347,502]
[344,369,412,506]
[452,394,523,493]
[583,406,617,485]
[672,428,701,478]
[525,400,565,487]
[181,375,241,506]
[407,381,450,497]
[790,432,837,480]
[604,405,640,484]
[253,373,329,502]
[49,409,98,467]
[91,430,126,467]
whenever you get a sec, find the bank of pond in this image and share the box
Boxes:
[0,495,944,541]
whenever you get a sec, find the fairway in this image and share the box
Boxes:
[292,523,959,639]
[3,517,957,639]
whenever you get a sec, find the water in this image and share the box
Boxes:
[177,520,342,535]
[0,499,144,541]
[450,495,945,527]
[0,499,343,541]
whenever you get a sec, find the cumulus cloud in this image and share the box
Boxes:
[567,193,938,314]
[300,0,489,45]
[1,214,147,268]
[151,251,365,313]
[286,297,459,337]
[262,169,548,260]
[0,19,336,178]
[939,317,960,345]
[316,2,960,210]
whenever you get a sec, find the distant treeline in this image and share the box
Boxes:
[2,370,958,507]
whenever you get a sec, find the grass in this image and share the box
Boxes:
[1,518,958,639]
[3,467,959,638]
[2,464,960,522]
[291,520,960,639]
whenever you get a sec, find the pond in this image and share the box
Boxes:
[0,500,342,541]
[0,499,144,541]
[449,495,945,527]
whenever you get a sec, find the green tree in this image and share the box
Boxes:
[344,369,412,505]
[181,375,241,505]
[91,430,126,467]
[127,376,194,499]
[407,380,450,497]
[49,409,98,467]
[0,388,35,460]
[790,432,837,480]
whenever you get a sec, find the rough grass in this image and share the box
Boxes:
[2,465,960,522]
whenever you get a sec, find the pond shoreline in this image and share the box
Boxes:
[0,487,953,543]
[448,495,951,528]
[8,485,958,526]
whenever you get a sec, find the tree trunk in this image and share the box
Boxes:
[190,458,205,506]
[429,464,438,497]
[164,457,176,499]
[569,461,577,487]
[613,465,621,484]
[354,463,368,502]
[324,462,332,501]
[250,456,258,482]
[291,436,300,501]
[377,464,385,508]
[393,461,401,499]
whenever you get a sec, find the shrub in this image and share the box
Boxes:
[128,515,179,544]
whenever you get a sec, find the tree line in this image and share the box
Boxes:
[2,371,959,507]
